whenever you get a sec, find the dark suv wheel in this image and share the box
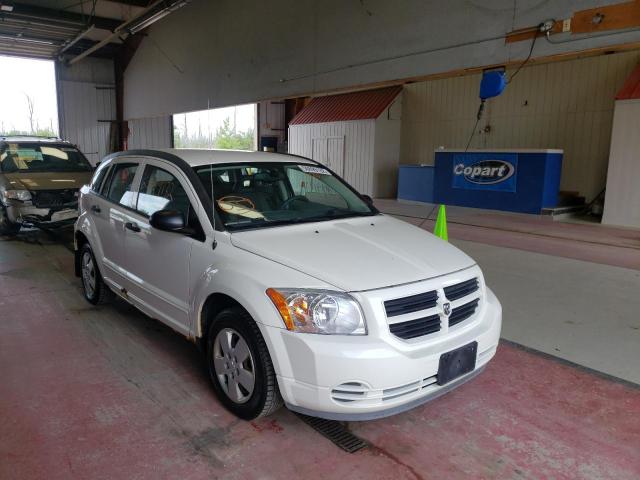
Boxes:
[79,243,114,305]
[206,307,283,419]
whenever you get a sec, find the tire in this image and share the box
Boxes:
[206,307,283,420]
[0,205,20,236]
[79,243,114,305]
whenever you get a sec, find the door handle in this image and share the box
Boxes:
[90,205,101,214]
[125,222,141,232]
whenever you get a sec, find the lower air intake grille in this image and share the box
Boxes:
[449,298,479,327]
[444,278,479,301]
[389,314,440,339]
[384,290,438,317]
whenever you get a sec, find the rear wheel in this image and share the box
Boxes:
[80,243,114,305]
[206,307,283,420]
[0,205,20,236]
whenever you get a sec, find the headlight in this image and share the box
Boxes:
[2,189,31,201]
[266,288,366,335]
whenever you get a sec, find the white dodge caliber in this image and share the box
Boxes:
[74,149,501,420]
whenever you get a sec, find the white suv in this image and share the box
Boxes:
[74,149,502,420]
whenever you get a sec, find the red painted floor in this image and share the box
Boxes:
[1,235,639,479]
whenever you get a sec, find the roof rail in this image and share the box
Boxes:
[0,134,62,140]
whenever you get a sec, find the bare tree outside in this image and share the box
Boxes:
[1,93,56,137]
[25,94,36,133]
[0,56,59,137]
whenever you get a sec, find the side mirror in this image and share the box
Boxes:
[150,209,187,233]
[361,194,374,206]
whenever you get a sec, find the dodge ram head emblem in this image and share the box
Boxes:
[443,302,451,316]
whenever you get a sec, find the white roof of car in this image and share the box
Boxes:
[152,148,311,167]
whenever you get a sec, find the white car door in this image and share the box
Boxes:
[120,158,205,336]
[89,160,141,292]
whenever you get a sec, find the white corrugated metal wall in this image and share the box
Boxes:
[259,101,285,151]
[602,99,640,228]
[400,49,640,202]
[288,120,375,195]
[127,116,172,149]
[58,59,116,166]
[373,96,402,197]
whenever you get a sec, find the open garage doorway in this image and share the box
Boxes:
[173,103,256,150]
[0,56,58,137]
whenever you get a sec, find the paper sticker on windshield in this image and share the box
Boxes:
[299,165,330,175]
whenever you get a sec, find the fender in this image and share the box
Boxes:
[189,237,337,337]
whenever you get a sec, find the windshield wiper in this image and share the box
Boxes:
[226,218,302,230]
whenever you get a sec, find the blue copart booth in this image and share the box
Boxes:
[398,149,563,214]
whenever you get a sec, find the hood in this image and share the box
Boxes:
[230,215,475,292]
[3,171,92,191]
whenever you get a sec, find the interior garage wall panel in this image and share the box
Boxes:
[59,82,115,166]
[123,0,640,120]
[57,58,116,166]
[602,99,640,228]
[288,120,375,195]
[127,116,172,149]
[400,49,640,201]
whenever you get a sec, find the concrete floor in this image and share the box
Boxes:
[376,199,640,269]
[457,240,640,385]
[1,227,639,479]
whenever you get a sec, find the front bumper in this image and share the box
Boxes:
[6,203,78,228]
[263,272,502,421]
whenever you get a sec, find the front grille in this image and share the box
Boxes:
[449,298,480,327]
[389,313,440,339]
[444,278,479,301]
[384,290,438,317]
[31,189,77,208]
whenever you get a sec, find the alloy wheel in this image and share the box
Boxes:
[213,328,256,404]
[81,251,96,298]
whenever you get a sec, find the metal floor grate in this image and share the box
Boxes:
[296,414,368,453]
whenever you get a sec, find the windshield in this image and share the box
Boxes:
[0,143,93,173]
[194,162,376,231]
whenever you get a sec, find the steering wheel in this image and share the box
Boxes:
[280,195,309,210]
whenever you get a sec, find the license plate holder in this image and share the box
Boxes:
[437,341,478,386]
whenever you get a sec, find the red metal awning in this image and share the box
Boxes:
[616,64,640,100]
[289,86,402,125]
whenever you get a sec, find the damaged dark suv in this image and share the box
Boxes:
[0,136,94,235]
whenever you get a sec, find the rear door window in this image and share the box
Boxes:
[105,163,138,208]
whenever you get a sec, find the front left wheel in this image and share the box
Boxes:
[206,307,283,420]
